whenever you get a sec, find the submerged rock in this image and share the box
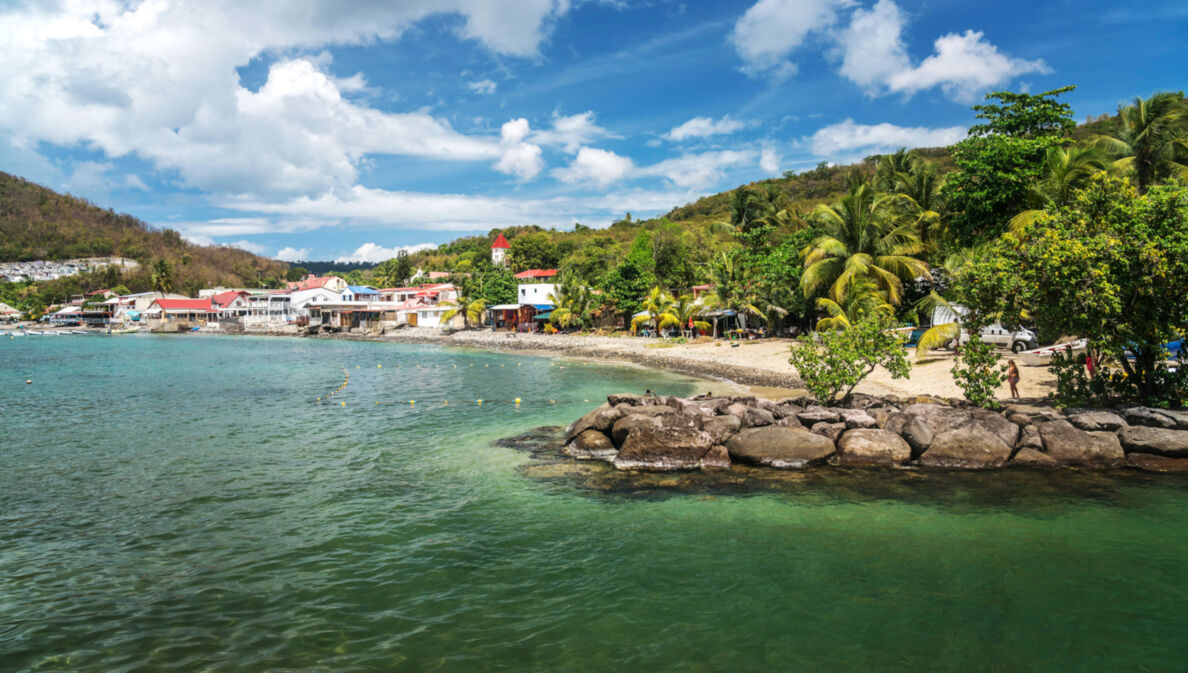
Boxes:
[726,426,835,469]
[1037,420,1125,468]
[1126,452,1188,473]
[837,429,911,466]
[613,426,714,471]
[563,430,617,461]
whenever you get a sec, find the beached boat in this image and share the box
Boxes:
[1017,338,1087,366]
[107,324,141,335]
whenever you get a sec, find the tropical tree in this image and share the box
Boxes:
[814,277,895,331]
[374,253,412,287]
[630,286,679,335]
[891,158,947,254]
[1008,146,1109,231]
[670,293,711,335]
[548,277,595,330]
[802,182,930,307]
[703,250,762,334]
[151,259,174,297]
[440,293,486,329]
[1094,91,1188,192]
[875,148,916,192]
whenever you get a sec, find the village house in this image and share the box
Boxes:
[286,275,347,293]
[341,285,381,302]
[144,298,213,324]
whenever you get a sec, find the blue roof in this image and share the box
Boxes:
[346,285,379,293]
[531,304,553,311]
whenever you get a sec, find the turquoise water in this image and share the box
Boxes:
[2,335,1187,672]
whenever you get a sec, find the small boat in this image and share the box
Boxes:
[107,324,141,335]
[1017,339,1087,366]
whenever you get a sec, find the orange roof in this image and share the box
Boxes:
[288,276,341,291]
[151,298,212,311]
[211,291,247,308]
[491,233,511,249]
[513,269,558,279]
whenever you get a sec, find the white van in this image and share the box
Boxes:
[932,305,1039,353]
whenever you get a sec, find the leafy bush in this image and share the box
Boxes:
[951,335,1008,408]
[1048,349,1187,409]
[788,317,910,404]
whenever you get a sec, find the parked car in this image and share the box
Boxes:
[932,306,1039,353]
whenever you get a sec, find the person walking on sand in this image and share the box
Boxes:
[1006,359,1020,399]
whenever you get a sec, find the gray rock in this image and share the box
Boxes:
[884,413,935,456]
[771,404,800,420]
[611,414,661,448]
[810,421,847,442]
[566,403,623,443]
[1007,413,1033,427]
[682,405,711,419]
[919,425,1013,469]
[698,414,742,444]
[616,404,678,418]
[848,394,885,410]
[562,430,617,461]
[725,426,836,468]
[1018,425,1043,451]
[1118,426,1188,458]
[607,393,653,407]
[1123,407,1179,429]
[724,402,750,419]
[1037,420,1125,468]
[1163,410,1188,430]
[1127,452,1188,473]
[755,398,780,413]
[613,426,714,471]
[798,407,840,424]
[700,444,732,470]
[1067,411,1128,432]
[838,409,878,429]
[1012,448,1060,467]
[868,407,892,428]
[837,429,912,466]
[741,407,776,428]
[657,414,698,431]
[969,409,1021,449]
[776,415,805,429]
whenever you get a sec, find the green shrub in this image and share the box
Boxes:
[952,335,1008,409]
[788,317,910,404]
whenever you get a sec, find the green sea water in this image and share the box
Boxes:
[2,334,1187,672]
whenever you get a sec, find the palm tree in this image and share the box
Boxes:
[548,279,593,330]
[1008,146,1109,231]
[670,293,711,336]
[912,244,993,356]
[151,259,174,298]
[802,183,930,307]
[630,286,679,336]
[703,251,762,334]
[1094,91,1188,192]
[892,159,947,254]
[875,148,915,192]
[440,294,486,329]
[815,277,895,331]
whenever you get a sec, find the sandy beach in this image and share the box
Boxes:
[319,327,1058,402]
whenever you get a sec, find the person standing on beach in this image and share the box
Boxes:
[1006,360,1020,398]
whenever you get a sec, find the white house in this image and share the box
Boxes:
[342,285,381,302]
[290,287,341,316]
[517,282,556,304]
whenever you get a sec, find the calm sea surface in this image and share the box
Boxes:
[2,334,1187,672]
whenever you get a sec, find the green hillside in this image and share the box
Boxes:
[0,171,289,302]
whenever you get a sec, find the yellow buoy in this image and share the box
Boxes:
[443,400,448,405]
[515,398,521,405]
[340,401,346,407]
[477,399,483,405]
[378,364,382,368]
[410,400,415,405]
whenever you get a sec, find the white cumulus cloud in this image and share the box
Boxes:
[228,240,271,256]
[809,118,966,156]
[759,147,781,174]
[731,0,847,77]
[663,116,747,142]
[335,242,437,264]
[835,0,1049,101]
[494,118,544,181]
[638,150,756,190]
[531,111,616,153]
[552,147,636,187]
[275,247,312,262]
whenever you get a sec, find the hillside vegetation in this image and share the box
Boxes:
[0,171,289,300]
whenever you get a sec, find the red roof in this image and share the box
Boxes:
[211,291,247,308]
[151,298,212,311]
[287,276,341,291]
[491,233,511,249]
[513,269,558,279]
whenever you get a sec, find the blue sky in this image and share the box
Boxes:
[2,0,1186,263]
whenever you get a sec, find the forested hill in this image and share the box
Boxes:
[0,171,288,294]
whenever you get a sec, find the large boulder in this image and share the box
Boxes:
[810,421,847,442]
[616,404,678,418]
[1126,453,1188,473]
[1037,420,1125,468]
[883,413,936,456]
[776,415,805,429]
[613,426,714,471]
[726,426,836,469]
[1018,425,1043,452]
[838,409,878,429]
[698,414,743,444]
[797,407,840,424]
[607,393,656,407]
[1011,448,1060,467]
[611,414,661,447]
[837,429,911,466]
[700,445,732,470]
[1118,426,1188,458]
[562,430,617,461]
[919,425,1013,469]
[1122,407,1180,429]
[969,409,1021,449]
[566,403,623,443]
[1067,411,1128,432]
[741,407,777,428]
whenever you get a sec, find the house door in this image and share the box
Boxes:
[408,312,418,327]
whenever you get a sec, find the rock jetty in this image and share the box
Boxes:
[563,393,1188,473]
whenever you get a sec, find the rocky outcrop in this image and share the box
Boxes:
[726,426,836,468]
[837,429,911,466]
[919,425,1013,469]
[555,392,1188,475]
[1118,426,1188,458]
[613,426,714,471]
[1037,420,1125,468]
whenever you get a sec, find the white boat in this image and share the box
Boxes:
[107,324,141,335]
[1017,339,1087,366]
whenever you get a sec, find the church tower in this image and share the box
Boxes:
[491,233,510,266]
